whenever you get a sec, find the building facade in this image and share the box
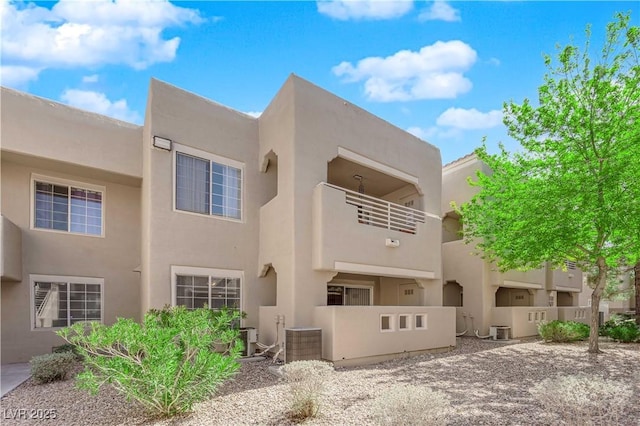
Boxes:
[441,154,588,339]
[1,75,455,364]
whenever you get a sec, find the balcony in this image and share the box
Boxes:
[314,305,455,365]
[1,215,22,282]
[312,183,440,278]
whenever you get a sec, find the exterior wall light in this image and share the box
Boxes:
[153,136,172,151]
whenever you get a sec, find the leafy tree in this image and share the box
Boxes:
[634,262,640,325]
[460,13,640,353]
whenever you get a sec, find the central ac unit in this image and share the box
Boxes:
[239,327,257,357]
[489,326,510,341]
[285,327,322,363]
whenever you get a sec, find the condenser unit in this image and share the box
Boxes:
[489,326,511,341]
[285,327,322,363]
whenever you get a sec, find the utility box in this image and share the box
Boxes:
[285,327,322,363]
[239,327,257,357]
[489,326,511,341]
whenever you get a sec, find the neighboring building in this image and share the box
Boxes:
[441,154,587,339]
[1,75,455,365]
[579,271,636,322]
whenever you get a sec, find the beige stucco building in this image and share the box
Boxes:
[442,154,588,339]
[1,75,455,364]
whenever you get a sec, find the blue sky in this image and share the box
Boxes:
[2,1,638,164]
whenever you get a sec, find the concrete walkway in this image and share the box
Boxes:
[1,363,31,398]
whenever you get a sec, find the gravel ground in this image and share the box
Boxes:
[1,337,639,425]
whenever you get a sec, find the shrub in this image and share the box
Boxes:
[369,384,451,425]
[600,314,640,342]
[52,343,83,360]
[57,306,243,417]
[281,360,334,421]
[30,352,75,384]
[530,374,633,425]
[538,320,590,342]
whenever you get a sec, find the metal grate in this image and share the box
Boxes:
[285,328,322,363]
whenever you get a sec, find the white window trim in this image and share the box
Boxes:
[171,265,243,317]
[329,282,374,306]
[172,143,245,223]
[415,313,427,330]
[380,314,395,333]
[398,314,412,331]
[30,174,106,238]
[30,274,104,331]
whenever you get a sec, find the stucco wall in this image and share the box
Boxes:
[1,159,141,362]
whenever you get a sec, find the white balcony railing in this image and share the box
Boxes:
[322,182,427,234]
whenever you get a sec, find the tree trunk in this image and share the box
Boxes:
[635,261,640,326]
[588,257,607,353]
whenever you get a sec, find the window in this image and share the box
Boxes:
[327,284,372,306]
[398,314,411,331]
[175,144,243,221]
[415,314,427,329]
[31,275,103,329]
[172,266,242,311]
[380,314,394,332]
[32,175,104,236]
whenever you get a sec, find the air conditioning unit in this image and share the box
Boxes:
[285,327,322,363]
[239,327,257,357]
[489,326,510,341]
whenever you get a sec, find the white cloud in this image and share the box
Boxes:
[333,40,477,101]
[60,89,140,123]
[82,74,99,83]
[244,111,262,118]
[1,0,203,84]
[0,65,41,88]
[317,0,413,21]
[487,57,501,66]
[418,1,460,22]
[407,125,461,141]
[436,108,503,129]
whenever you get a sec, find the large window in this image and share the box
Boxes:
[175,145,243,221]
[172,266,242,311]
[31,275,103,329]
[32,175,104,236]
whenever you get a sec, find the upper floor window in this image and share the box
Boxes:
[32,174,104,236]
[174,144,243,221]
[31,275,103,329]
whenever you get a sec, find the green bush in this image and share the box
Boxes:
[600,314,640,342]
[281,360,334,421]
[538,320,590,342]
[30,352,75,384]
[52,343,83,360]
[57,306,242,417]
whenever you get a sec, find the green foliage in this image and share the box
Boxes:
[30,352,75,384]
[369,384,451,425]
[281,360,334,421]
[538,320,590,343]
[52,343,83,360]
[57,306,242,417]
[600,314,640,342]
[530,373,633,425]
[459,13,640,351]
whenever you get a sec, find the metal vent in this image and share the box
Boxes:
[285,327,322,363]
[489,326,510,341]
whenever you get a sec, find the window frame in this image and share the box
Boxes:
[171,265,243,315]
[30,274,104,331]
[327,282,374,306]
[380,314,395,332]
[30,174,105,237]
[172,143,245,223]
[414,313,427,330]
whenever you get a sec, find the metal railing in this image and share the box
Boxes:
[322,182,428,234]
